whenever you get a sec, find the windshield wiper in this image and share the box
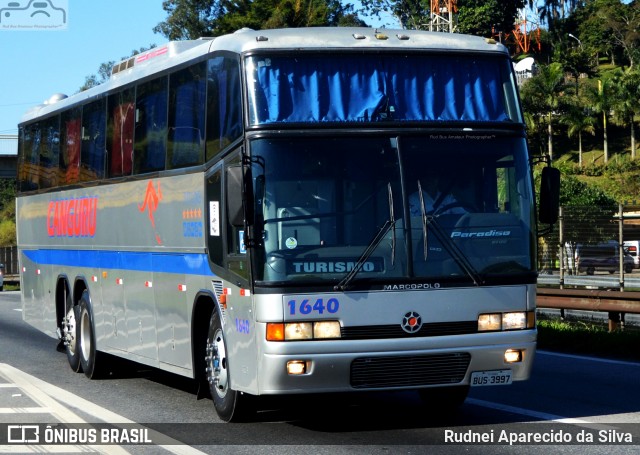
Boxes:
[335,183,395,291]
[416,181,482,286]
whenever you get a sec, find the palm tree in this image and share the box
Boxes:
[561,101,596,167]
[612,69,640,160]
[520,62,565,162]
[586,78,615,163]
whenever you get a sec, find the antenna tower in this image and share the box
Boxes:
[429,0,458,33]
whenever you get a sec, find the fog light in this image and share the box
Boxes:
[504,349,523,363]
[287,360,307,375]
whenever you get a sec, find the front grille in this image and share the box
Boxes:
[341,321,477,340]
[350,353,471,388]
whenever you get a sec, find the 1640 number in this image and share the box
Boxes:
[288,298,340,316]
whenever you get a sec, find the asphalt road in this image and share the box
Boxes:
[0,291,638,454]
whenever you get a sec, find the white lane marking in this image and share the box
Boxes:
[0,364,208,455]
[467,398,616,431]
[537,350,640,367]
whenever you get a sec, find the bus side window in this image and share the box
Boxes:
[107,88,134,178]
[81,99,106,182]
[134,76,168,174]
[40,116,60,189]
[206,55,242,162]
[168,62,206,169]
[61,107,81,184]
[19,124,40,191]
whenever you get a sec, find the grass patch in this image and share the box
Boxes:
[537,317,640,362]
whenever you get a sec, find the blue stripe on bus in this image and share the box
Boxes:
[22,249,215,276]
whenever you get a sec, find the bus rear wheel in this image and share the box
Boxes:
[78,291,103,379]
[62,293,82,373]
[205,310,253,422]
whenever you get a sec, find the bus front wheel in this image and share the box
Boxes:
[205,310,253,422]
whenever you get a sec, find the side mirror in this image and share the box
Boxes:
[226,165,254,228]
[538,166,560,225]
[226,166,244,227]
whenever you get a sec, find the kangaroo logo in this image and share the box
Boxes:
[138,180,163,245]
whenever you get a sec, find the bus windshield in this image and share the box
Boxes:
[246,53,522,125]
[250,134,535,286]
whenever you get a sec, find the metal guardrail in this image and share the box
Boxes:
[536,287,640,331]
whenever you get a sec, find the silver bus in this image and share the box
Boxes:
[17,27,559,422]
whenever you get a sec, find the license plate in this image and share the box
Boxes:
[470,370,512,387]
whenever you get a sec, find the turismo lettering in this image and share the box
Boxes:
[47,197,98,238]
[291,261,379,274]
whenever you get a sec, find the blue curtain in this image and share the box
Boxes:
[250,55,511,124]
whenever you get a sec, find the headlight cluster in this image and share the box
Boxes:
[478,311,535,331]
[266,321,341,341]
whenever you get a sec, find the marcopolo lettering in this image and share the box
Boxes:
[47,197,99,238]
[450,229,511,238]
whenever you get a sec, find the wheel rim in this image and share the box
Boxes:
[80,309,92,362]
[208,328,228,398]
[64,307,77,355]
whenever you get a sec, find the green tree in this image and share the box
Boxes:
[154,0,365,40]
[585,77,616,163]
[611,68,640,159]
[520,62,565,162]
[539,173,618,274]
[456,0,525,38]
[0,179,16,247]
[560,100,596,167]
[599,0,640,69]
[575,0,620,65]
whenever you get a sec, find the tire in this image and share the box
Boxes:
[63,291,82,373]
[205,310,253,422]
[78,290,103,379]
[418,385,469,412]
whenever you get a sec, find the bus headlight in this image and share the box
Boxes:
[284,322,313,340]
[502,312,527,330]
[478,311,533,331]
[478,313,501,331]
[267,321,341,341]
[313,321,341,339]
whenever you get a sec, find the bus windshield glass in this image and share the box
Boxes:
[246,53,521,125]
[250,135,535,286]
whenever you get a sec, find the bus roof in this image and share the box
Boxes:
[20,27,508,125]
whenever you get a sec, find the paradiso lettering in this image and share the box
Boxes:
[47,197,99,238]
